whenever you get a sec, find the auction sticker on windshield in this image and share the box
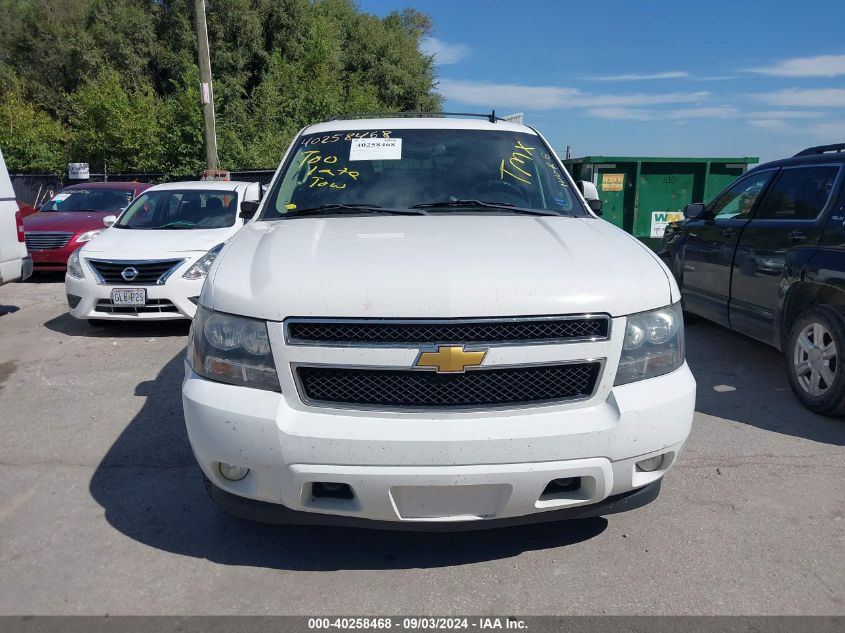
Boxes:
[349,138,402,161]
[111,288,146,306]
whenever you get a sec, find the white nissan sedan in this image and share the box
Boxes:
[65,180,260,323]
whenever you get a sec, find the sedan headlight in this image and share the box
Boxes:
[182,244,224,280]
[615,302,684,385]
[67,248,85,279]
[75,229,103,243]
[188,306,280,391]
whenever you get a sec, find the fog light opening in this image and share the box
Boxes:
[542,477,582,496]
[218,462,250,481]
[311,482,354,500]
[636,454,665,473]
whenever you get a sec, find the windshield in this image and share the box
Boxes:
[116,189,239,230]
[40,188,135,212]
[263,128,586,218]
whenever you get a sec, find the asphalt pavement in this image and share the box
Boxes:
[0,276,842,615]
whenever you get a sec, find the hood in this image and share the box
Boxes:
[23,211,111,233]
[206,215,674,321]
[82,225,237,256]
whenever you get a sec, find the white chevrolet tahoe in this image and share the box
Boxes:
[0,148,32,285]
[182,115,696,529]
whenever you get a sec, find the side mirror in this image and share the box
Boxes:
[239,200,260,219]
[579,180,600,201]
[579,181,602,215]
[103,215,117,228]
[683,203,706,219]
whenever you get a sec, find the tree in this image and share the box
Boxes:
[68,70,163,172]
[0,83,69,172]
[0,0,443,174]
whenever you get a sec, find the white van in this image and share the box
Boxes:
[0,148,32,285]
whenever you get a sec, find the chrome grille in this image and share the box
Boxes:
[95,299,179,314]
[87,259,183,285]
[286,316,610,346]
[24,231,73,251]
[296,362,602,409]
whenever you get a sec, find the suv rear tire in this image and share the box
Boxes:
[786,305,845,416]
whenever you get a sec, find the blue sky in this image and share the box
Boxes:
[359,0,845,164]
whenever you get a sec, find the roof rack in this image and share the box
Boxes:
[793,143,845,157]
[330,111,504,123]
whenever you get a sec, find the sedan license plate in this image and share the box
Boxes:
[111,288,146,306]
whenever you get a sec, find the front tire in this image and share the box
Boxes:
[786,305,845,416]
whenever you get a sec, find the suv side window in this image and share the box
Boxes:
[754,165,840,221]
[708,170,775,220]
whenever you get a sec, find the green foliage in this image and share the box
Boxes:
[0,83,69,172]
[0,0,442,174]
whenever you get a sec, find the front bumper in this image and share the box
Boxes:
[65,265,201,320]
[183,360,695,527]
[30,242,77,270]
[205,475,662,531]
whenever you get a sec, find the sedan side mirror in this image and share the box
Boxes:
[587,199,603,215]
[103,215,117,228]
[683,203,706,219]
[240,200,260,219]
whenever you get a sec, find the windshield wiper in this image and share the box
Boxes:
[157,221,197,229]
[410,200,562,216]
[280,204,426,218]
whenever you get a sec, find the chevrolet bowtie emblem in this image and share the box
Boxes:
[415,345,487,373]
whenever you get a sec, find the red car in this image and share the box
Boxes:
[23,182,152,271]
[16,200,38,219]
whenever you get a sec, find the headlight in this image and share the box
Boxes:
[75,229,103,243]
[182,244,224,280]
[615,302,684,385]
[67,248,85,279]
[188,306,280,391]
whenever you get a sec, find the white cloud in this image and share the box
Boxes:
[588,107,654,120]
[695,76,739,81]
[809,121,845,138]
[587,71,689,81]
[438,78,709,110]
[745,110,823,119]
[757,88,845,107]
[420,37,470,65]
[749,54,845,77]
[748,119,787,129]
[588,105,737,121]
[668,106,739,119]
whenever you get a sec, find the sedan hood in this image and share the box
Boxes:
[83,225,235,256]
[23,211,111,233]
[206,215,674,320]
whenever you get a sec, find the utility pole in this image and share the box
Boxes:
[194,0,219,171]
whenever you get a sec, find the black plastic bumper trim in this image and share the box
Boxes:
[205,477,662,531]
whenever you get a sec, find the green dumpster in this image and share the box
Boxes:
[563,155,759,250]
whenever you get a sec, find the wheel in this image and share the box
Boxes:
[786,305,845,416]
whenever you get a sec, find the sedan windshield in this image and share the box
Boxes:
[116,190,239,230]
[263,128,586,218]
[40,188,134,213]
